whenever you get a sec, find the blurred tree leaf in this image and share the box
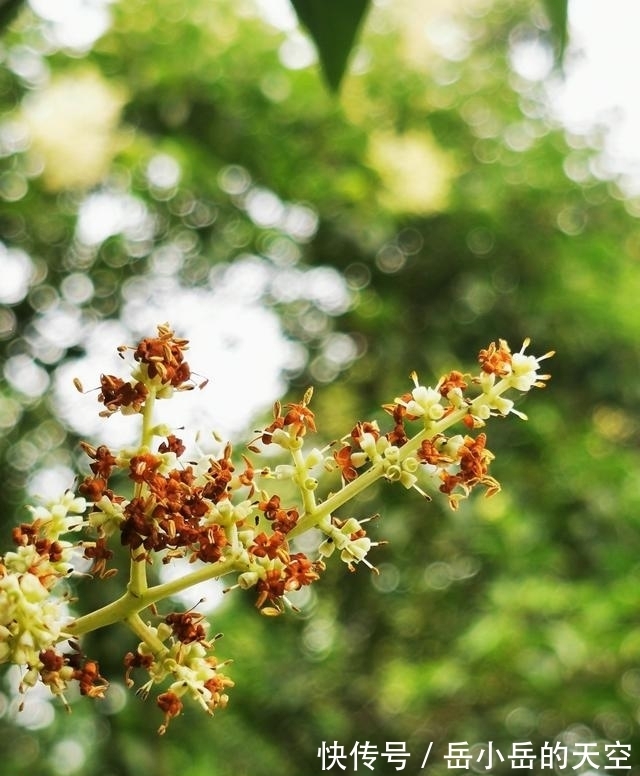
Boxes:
[541,0,569,57]
[289,0,370,91]
[0,0,23,29]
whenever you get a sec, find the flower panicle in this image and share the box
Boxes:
[2,329,550,731]
[124,614,233,735]
[0,490,108,705]
[76,323,200,418]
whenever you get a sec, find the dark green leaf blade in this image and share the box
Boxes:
[289,0,370,91]
[541,0,569,59]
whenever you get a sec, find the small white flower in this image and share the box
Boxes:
[340,536,371,564]
[399,378,446,421]
[28,492,87,539]
[318,538,336,558]
[381,442,399,463]
[471,400,492,420]
[88,495,125,535]
[4,545,40,574]
[507,339,554,392]
[445,386,465,408]
[270,428,294,449]
[0,569,67,666]
[350,451,369,468]
[399,470,418,489]
[442,435,465,458]
[304,448,325,469]
[509,353,542,391]
[274,464,295,480]
[19,572,50,602]
[237,570,260,589]
[359,432,379,460]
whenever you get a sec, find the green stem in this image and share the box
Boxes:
[288,409,459,538]
[288,379,513,539]
[67,591,142,637]
[67,378,515,638]
[290,442,318,515]
[140,388,157,448]
[124,612,167,654]
[139,556,239,609]
[128,388,158,596]
[129,553,149,597]
[67,557,240,637]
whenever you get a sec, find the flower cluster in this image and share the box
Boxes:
[0,325,551,733]
[125,612,233,735]
[0,492,108,705]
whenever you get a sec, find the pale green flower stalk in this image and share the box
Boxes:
[0,326,552,733]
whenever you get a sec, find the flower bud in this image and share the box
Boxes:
[274,465,295,480]
[382,444,399,463]
[341,537,371,564]
[350,452,369,468]
[318,539,336,558]
[403,456,419,473]
[20,574,49,604]
[302,477,318,491]
[359,433,378,460]
[400,471,418,489]
[304,448,325,469]
[384,464,402,482]
[237,571,260,589]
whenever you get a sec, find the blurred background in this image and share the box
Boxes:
[1,0,640,773]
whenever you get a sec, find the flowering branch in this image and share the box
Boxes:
[0,325,552,733]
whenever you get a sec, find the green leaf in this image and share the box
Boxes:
[289,0,370,91]
[540,0,569,59]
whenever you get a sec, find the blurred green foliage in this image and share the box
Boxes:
[0,0,568,91]
[0,0,639,774]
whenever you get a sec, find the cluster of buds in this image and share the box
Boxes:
[124,612,233,735]
[0,492,108,705]
[0,325,552,733]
